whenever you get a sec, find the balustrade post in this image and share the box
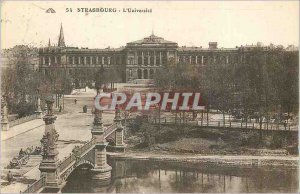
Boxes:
[113,108,125,152]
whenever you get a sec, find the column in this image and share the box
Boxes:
[226,56,229,64]
[189,56,192,64]
[54,56,57,64]
[90,56,93,65]
[43,57,45,65]
[49,57,51,65]
[72,56,75,65]
[148,51,150,65]
[135,51,138,65]
[159,52,162,65]
[90,109,112,183]
[201,56,204,64]
[154,51,156,65]
[96,56,99,64]
[1,96,9,131]
[84,56,87,65]
[39,97,59,190]
[195,56,198,64]
[142,51,144,65]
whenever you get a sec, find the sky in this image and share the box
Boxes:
[1,1,299,49]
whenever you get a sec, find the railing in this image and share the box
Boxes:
[104,123,117,137]
[57,138,96,173]
[10,114,39,127]
[149,117,297,131]
[22,175,46,193]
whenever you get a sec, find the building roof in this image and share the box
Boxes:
[127,34,178,46]
[178,47,238,52]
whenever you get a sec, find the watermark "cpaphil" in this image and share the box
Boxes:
[94,92,205,111]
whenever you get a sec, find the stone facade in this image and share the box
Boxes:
[39,25,294,84]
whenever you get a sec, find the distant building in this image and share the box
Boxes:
[38,24,298,85]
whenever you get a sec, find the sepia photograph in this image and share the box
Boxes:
[0,1,299,193]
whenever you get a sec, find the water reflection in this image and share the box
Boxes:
[62,159,298,193]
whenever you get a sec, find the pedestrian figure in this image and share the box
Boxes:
[284,120,287,130]
[7,171,13,183]
[74,99,77,104]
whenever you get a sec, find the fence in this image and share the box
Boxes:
[149,116,297,131]
[22,175,46,193]
[10,114,39,127]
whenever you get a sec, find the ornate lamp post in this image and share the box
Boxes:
[39,96,59,190]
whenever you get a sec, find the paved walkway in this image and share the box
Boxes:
[1,119,44,142]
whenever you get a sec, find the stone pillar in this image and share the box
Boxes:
[72,56,75,65]
[49,57,51,65]
[201,56,204,64]
[148,51,150,65]
[1,96,9,131]
[90,108,112,184]
[35,96,43,119]
[43,57,46,65]
[96,56,99,64]
[113,108,125,152]
[39,97,59,191]
[154,51,156,65]
[195,56,198,64]
[84,56,86,65]
[142,51,144,65]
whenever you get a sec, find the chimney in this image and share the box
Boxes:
[209,42,218,49]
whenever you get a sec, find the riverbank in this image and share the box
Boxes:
[108,151,299,168]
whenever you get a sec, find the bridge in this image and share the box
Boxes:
[23,97,125,193]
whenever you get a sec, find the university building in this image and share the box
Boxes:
[39,24,297,85]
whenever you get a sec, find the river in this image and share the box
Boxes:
[62,158,298,193]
